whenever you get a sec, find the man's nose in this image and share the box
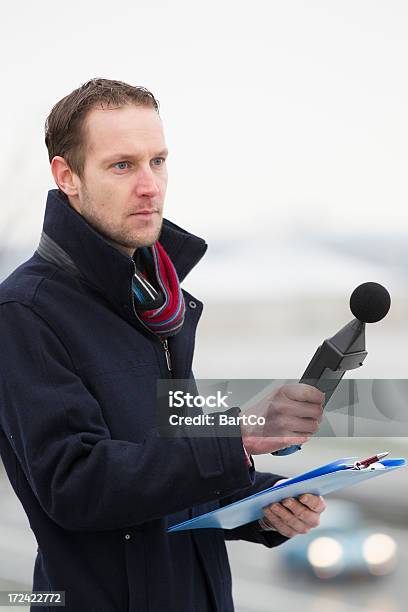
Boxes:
[134,166,160,198]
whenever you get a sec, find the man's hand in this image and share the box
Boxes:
[241,383,325,455]
[260,480,327,537]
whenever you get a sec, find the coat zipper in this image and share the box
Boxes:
[162,338,172,372]
[130,261,173,374]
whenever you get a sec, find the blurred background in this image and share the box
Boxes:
[0,0,407,610]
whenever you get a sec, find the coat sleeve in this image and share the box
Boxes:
[0,301,255,532]
[221,468,290,548]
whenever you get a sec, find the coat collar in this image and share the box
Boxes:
[38,189,207,314]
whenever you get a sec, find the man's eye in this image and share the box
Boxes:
[151,157,165,167]
[114,161,130,171]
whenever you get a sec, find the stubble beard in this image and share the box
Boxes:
[80,185,163,251]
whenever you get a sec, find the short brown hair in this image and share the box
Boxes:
[45,78,160,179]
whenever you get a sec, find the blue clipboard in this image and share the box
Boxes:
[167,456,406,532]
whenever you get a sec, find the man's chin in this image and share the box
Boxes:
[128,216,163,247]
[131,229,162,249]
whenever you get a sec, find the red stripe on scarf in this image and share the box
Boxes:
[141,242,183,326]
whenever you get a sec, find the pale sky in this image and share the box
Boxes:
[1,0,407,296]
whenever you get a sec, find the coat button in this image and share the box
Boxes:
[124,533,131,540]
[188,300,197,309]
[123,304,129,310]
[214,490,221,496]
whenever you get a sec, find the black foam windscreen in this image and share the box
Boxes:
[349,282,391,323]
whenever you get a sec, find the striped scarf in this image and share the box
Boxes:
[132,242,185,338]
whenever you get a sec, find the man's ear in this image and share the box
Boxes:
[50,156,80,197]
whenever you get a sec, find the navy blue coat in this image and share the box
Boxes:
[0,189,288,612]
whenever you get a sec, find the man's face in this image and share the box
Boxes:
[71,104,168,256]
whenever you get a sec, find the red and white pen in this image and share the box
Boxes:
[353,451,389,470]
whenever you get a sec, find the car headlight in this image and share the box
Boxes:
[307,537,344,578]
[362,533,397,575]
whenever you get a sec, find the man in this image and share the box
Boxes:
[0,78,326,611]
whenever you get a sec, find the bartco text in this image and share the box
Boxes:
[168,414,266,426]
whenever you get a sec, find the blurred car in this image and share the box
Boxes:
[279,499,397,580]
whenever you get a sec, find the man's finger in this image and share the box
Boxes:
[261,512,297,538]
[280,498,321,527]
[283,415,320,435]
[278,399,325,420]
[263,504,311,535]
[283,383,325,404]
[298,494,326,513]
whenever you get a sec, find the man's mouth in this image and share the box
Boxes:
[130,210,159,217]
